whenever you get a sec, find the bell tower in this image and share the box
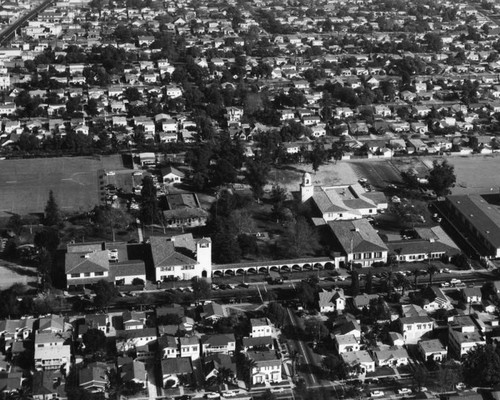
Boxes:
[300,172,314,203]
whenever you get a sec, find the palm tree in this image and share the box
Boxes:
[216,366,235,387]
[427,265,439,286]
[394,274,411,296]
[411,269,426,288]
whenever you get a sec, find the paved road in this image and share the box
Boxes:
[286,308,319,387]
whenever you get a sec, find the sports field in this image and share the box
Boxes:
[349,155,500,195]
[0,155,125,217]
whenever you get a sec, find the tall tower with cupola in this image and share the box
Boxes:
[300,172,314,203]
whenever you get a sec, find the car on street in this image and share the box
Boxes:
[106,171,116,176]
[204,393,220,399]
[271,388,286,393]
[370,391,385,398]
[398,388,412,395]
[456,382,466,391]
[440,282,450,288]
[450,278,462,286]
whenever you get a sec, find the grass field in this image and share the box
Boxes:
[0,155,125,217]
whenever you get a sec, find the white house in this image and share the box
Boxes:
[248,351,282,385]
[318,288,345,313]
[250,318,276,338]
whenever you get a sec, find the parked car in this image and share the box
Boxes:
[440,282,451,288]
[271,388,285,394]
[370,391,385,398]
[398,388,412,395]
[450,278,462,286]
[106,171,116,176]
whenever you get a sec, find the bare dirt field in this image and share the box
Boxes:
[0,261,37,290]
[348,159,403,189]
[266,161,359,193]
[0,155,125,217]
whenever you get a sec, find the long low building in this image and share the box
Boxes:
[446,194,500,258]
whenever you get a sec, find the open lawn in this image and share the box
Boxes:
[444,155,500,195]
[0,155,125,217]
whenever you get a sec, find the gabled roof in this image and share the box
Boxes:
[328,219,388,254]
[161,357,193,375]
[202,333,235,346]
[65,251,109,274]
[150,236,197,268]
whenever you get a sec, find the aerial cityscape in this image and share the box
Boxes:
[1,0,500,400]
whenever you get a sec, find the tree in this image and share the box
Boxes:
[365,271,373,294]
[261,390,277,400]
[82,328,107,354]
[245,157,270,201]
[37,249,53,289]
[393,274,411,295]
[401,169,420,190]
[411,269,424,288]
[462,344,500,387]
[44,190,61,226]
[322,355,346,380]
[276,217,319,258]
[140,176,159,224]
[297,281,316,309]
[93,280,118,311]
[304,318,329,342]
[310,140,327,173]
[267,302,287,328]
[191,277,211,300]
[350,270,360,296]
[428,160,456,196]
[413,364,429,391]
[427,265,439,285]
[270,185,287,222]
[6,214,23,235]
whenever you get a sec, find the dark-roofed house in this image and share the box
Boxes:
[65,250,110,287]
[79,362,108,393]
[32,370,66,400]
[0,371,22,395]
[328,219,388,267]
[201,333,236,355]
[161,357,193,388]
[150,234,212,281]
[120,360,147,388]
[204,353,237,383]
[247,351,282,385]
[242,336,274,352]
[163,193,208,228]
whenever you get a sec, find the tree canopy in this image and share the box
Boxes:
[427,160,456,196]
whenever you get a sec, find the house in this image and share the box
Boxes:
[161,357,193,388]
[373,347,409,367]
[335,334,360,354]
[422,286,453,312]
[462,287,482,304]
[318,288,345,313]
[201,334,236,356]
[32,370,66,400]
[120,360,147,388]
[161,166,185,184]
[158,335,178,359]
[341,350,375,375]
[353,294,379,310]
[79,362,108,393]
[418,339,447,362]
[204,353,237,384]
[399,316,434,344]
[242,336,274,352]
[247,351,282,384]
[0,318,35,341]
[202,302,225,322]
[250,318,276,338]
[179,336,200,360]
[448,328,485,358]
[115,328,157,353]
[34,332,71,372]
[150,234,212,281]
[122,311,146,331]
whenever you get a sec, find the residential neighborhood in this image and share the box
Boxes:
[2,0,500,400]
